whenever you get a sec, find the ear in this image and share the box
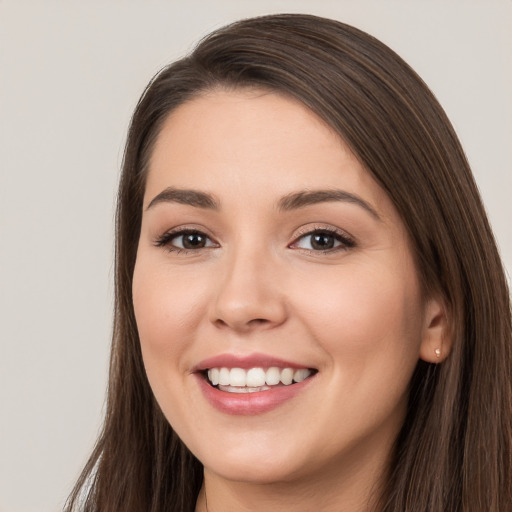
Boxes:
[419,296,452,363]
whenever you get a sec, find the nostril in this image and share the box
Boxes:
[214,317,269,329]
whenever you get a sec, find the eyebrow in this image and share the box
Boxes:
[146,187,219,211]
[146,186,380,220]
[278,189,381,220]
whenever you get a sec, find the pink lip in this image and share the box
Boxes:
[195,373,316,415]
[192,352,317,416]
[193,352,312,371]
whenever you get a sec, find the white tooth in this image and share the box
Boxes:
[232,387,248,393]
[247,385,271,392]
[219,385,272,393]
[246,368,266,387]
[223,385,247,393]
[280,368,294,385]
[266,367,281,386]
[230,368,247,387]
[209,368,219,386]
[219,367,230,386]
[293,369,311,383]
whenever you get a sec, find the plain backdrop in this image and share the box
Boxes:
[0,1,510,511]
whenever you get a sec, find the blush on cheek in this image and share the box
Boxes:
[136,304,184,360]
[133,275,208,371]
[299,268,421,364]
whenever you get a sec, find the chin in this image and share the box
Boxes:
[196,438,317,485]
[204,458,302,485]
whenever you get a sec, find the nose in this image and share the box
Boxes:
[209,246,287,333]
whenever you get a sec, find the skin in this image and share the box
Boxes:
[132,89,448,511]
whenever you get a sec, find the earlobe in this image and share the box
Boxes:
[419,296,452,363]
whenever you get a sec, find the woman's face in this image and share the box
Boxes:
[133,89,439,486]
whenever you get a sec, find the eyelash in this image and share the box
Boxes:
[289,225,356,254]
[153,228,217,254]
[153,226,356,254]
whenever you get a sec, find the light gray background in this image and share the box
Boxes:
[1,1,510,511]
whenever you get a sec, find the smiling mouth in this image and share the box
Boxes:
[204,366,316,393]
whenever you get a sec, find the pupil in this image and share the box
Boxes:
[183,233,205,249]
[311,233,334,250]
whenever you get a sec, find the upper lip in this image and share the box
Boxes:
[192,352,315,372]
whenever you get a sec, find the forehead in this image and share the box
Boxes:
[145,88,397,222]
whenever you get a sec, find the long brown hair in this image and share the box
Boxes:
[65,14,512,512]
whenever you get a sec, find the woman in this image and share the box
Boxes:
[65,13,512,512]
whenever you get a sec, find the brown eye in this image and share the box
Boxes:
[310,233,335,250]
[292,229,355,252]
[180,232,208,249]
[154,229,217,252]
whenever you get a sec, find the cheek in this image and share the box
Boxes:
[132,257,206,368]
[293,261,424,369]
[132,256,211,430]
[288,261,424,448]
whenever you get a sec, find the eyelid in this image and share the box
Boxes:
[152,223,355,254]
[153,225,219,252]
[289,224,356,252]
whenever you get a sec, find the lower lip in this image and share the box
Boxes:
[195,373,315,415]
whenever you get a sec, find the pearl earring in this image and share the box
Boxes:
[435,348,441,358]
